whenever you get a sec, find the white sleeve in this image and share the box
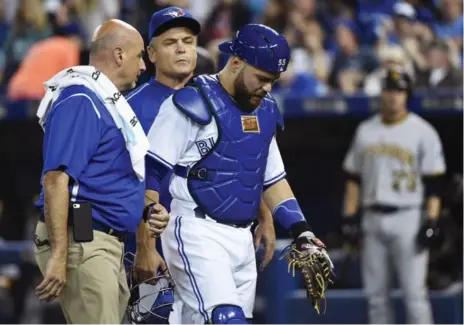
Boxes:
[343,126,362,174]
[264,137,286,187]
[146,96,194,169]
[419,126,446,175]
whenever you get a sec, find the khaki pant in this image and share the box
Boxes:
[34,221,130,324]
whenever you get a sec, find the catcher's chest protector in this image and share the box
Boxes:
[180,75,280,224]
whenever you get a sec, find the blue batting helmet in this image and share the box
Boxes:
[124,253,175,324]
[218,24,291,73]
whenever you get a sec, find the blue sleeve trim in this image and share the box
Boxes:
[172,86,212,125]
[41,167,78,184]
[272,198,306,230]
[147,150,174,169]
[263,171,286,189]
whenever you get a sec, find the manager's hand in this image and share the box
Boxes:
[35,254,67,301]
[147,203,170,237]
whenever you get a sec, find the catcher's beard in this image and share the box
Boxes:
[233,69,265,113]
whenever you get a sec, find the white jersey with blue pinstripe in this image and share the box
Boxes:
[146,94,287,210]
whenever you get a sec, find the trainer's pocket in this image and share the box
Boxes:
[67,242,84,268]
[33,221,84,267]
[34,222,51,254]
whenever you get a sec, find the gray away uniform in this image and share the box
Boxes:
[344,113,446,324]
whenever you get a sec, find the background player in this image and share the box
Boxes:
[341,68,446,324]
[145,24,333,324]
[125,7,277,282]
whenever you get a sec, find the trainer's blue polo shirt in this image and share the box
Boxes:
[35,85,145,233]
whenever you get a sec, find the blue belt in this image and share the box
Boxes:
[38,214,128,242]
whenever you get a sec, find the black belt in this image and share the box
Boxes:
[174,165,211,181]
[92,219,128,242]
[365,204,414,214]
[194,208,253,229]
[38,214,128,242]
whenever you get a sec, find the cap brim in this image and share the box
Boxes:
[394,13,415,20]
[383,84,409,91]
[151,17,201,39]
[218,41,234,55]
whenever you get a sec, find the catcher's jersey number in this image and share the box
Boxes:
[392,170,417,192]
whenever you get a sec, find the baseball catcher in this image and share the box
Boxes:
[144,23,336,323]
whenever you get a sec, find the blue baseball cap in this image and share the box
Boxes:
[218,24,290,73]
[148,7,201,40]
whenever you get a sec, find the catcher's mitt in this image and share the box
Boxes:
[280,236,335,314]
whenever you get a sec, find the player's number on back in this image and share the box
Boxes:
[392,170,417,192]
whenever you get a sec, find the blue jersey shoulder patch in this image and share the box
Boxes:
[173,86,212,125]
